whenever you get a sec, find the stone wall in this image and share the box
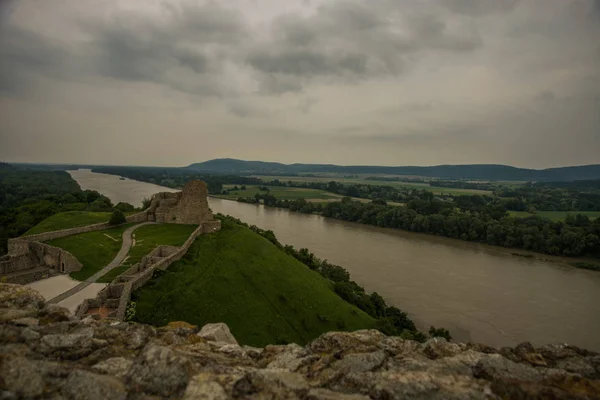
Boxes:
[0,241,82,284]
[29,242,83,273]
[83,223,207,321]
[1,211,151,285]
[147,181,218,226]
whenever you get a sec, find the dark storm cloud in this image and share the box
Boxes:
[83,2,248,96]
[0,25,69,93]
[441,0,520,16]
[1,1,248,97]
[1,0,599,168]
[245,1,482,93]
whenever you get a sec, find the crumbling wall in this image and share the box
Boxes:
[147,180,219,226]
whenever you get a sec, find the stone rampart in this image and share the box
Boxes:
[29,242,83,273]
[86,223,207,321]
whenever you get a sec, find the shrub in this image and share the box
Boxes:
[429,326,453,341]
[109,210,126,225]
[115,202,135,212]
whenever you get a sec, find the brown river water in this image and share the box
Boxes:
[68,169,600,350]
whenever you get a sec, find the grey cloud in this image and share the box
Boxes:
[534,91,556,106]
[442,0,520,16]
[246,0,482,90]
[0,25,70,93]
[227,101,271,118]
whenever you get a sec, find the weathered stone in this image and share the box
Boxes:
[472,353,544,382]
[183,374,228,400]
[62,370,127,400]
[306,388,371,400]
[38,304,71,323]
[93,357,134,378]
[556,356,598,378]
[0,307,37,322]
[1,283,600,400]
[421,337,463,359]
[332,350,386,374]
[0,356,45,398]
[198,323,238,345]
[12,317,39,327]
[309,330,387,355]
[232,369,309,398]
[0,283,45,310]
[148,180,220,227]
[126,343,193,397]
[265,343,309,371]
[125,324,154,349]
[20,327,40,342]
[40,327,94,353]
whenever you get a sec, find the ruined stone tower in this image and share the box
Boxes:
[147,180,221,231]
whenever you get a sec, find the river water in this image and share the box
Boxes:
[68,169,600,350]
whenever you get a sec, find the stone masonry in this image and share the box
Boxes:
[0,180,220,285]
[2,283,600,399]
[147,180,220,231]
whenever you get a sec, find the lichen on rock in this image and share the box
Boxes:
[1,283,599,399]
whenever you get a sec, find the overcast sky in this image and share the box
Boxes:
[0,0,599,168]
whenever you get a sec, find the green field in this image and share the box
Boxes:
[132,220,376,347]
[24,211,111,235]
[216,185,341,201]
[48,224,134,281]
[253,175,493,196]
[97,223,198,283]
[509,211,600,221]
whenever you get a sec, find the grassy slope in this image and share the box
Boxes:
[97,223,198,283]
[133,222,376,347]
[509,210,600,221]
[24,211,111,235]
[48,224,134,281]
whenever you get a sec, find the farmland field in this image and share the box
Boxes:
[252,175,493,196]
[509,210,600,221]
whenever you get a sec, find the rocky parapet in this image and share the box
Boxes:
[1,283,599,399]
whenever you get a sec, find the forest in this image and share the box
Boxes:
[0,163,116,254]
[91,166,259,195]
[242,187,600,259]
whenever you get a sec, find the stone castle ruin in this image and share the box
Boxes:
[0,180,220,285]
[146,180,221,230]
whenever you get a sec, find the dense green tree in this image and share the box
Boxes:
[109,210,126,225]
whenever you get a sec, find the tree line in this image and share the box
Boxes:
[91,166,260,195]
[237,188,600,259]
[0,163,133,254]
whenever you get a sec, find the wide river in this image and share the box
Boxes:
[69,169,600,350]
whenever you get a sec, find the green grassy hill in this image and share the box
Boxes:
[132,220,377,347]
[48,224,134,281]
[24,211,111,235]
[98,224,198,283]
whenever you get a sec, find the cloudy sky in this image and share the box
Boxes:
[0,0,599,168]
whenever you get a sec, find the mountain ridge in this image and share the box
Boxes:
[188,158,600,181]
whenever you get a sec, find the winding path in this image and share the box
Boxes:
[48,222,155,304]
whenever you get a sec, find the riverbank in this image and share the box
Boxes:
[211,195,600,273]
[65,170,600,351]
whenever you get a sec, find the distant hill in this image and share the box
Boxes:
[187,158,600,181]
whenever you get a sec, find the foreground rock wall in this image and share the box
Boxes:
[1,283,599,399]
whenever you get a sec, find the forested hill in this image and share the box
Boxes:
[187,159,600,181]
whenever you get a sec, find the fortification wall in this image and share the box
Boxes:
[29,242,83,273]
[85,223,208,321]
[11,209,149,246]
[126,211,149,224]
[0,253,36,274]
